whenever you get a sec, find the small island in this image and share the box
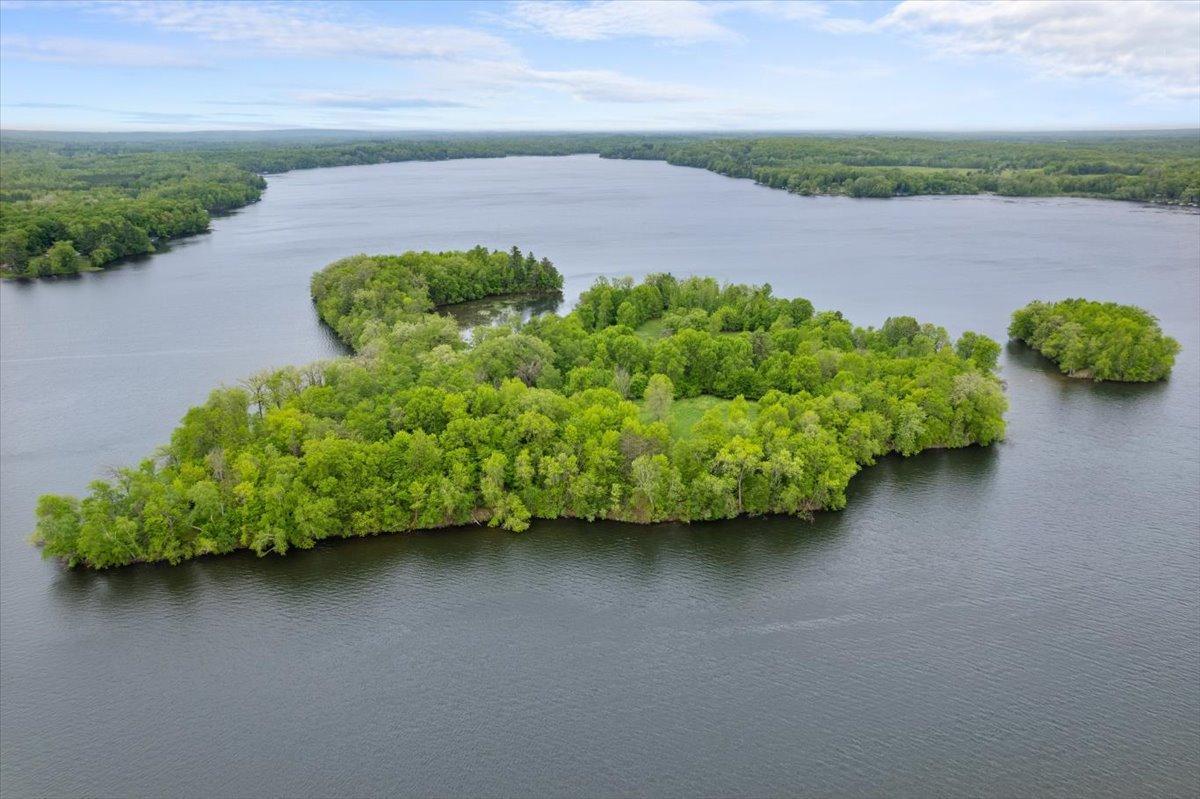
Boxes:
[1009,299,1180,382]
[33,247,1007,568]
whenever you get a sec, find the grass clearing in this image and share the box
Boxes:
[639,394,759,439]
[633,317,669,342]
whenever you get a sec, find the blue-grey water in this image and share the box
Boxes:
[1,155,1197,797]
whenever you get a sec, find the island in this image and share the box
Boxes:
[1009,299,1180,382]
[3,132,1198,277]
[32,247,1008,568]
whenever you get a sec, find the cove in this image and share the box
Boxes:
[1,155,1197,796]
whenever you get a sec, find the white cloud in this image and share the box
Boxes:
[89,0,519,61]
[512,65,707,103]
[0,34,206,67]
[768,60,896,82]
[75,0,706,104]
[730,1,872,34]
[425,58,708,104]
[506,0,736,43]
[292,92,474,110]
[503,1,866,42]
[880,0,1200,99]
[505,0,1200,101]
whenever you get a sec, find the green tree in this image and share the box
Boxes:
[643,373,674,422]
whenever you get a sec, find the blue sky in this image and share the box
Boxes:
[1,0,1198,131]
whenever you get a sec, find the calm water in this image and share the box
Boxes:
[1,156,1198,797]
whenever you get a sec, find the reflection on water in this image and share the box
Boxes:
[2,156,1197,798]
[441,291,564,337]
[1005,340,1173,394]
[47,443,998,613]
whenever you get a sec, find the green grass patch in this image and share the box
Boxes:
[634,317,746,342]
[633,317,669,342]
[640,394,759,439]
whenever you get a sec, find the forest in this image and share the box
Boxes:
[3,131,1197,277]
[1008,299,1180,382]
[0,134,631,277]
[32,247,1008,568]
[603,135,1200,202]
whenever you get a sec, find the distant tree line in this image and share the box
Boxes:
[602,135,1200,203]
[0,153,264,276]
[33,248,1007,568]
[0,135,643,277]
[4,132,1196,278]
[1009,299,1180,381]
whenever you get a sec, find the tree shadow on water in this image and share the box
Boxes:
[46,444,1001,611]
[1004,340,1170,404]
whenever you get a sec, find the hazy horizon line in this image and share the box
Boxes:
[4,125,1199,136]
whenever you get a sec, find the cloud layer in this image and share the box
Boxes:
[882,0,1200,99]
[0,33,206,68]
[1,0,1196,130]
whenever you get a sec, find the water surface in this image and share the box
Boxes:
[2,156,1197,797]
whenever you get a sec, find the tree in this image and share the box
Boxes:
[955,331,1001,372]
[643,373,674,422]
[713,436,763,513]
[31,263,1010,568]
[38,240,88,276]
[1009,298,1179,382]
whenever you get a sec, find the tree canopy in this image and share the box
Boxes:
[32,248,1008,568]
[4,131,1197,278]
[603,134,1200,204]
[1009,299,1180,382]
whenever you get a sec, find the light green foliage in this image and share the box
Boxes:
[633,317,669,342]
[33,254,1008,568]
[311,246,563,349]
[660,395,754,440]
[1009,298,1180,381]
[955,331,1002,372]
[643,374,674,422]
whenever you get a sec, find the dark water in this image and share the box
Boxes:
[2,156,1197,797]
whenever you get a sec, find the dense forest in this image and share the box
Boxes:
[32,247,1007,568]
[604,135,1200,202]
[0,134,635,277]
[1009,299,1180,382]
[313,246,563,349]
[3,131,1197,277]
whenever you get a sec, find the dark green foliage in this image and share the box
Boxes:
[602,134,1200,204]
[4,132,1197,277]
[0,149,263,275]
[1009,299,1180,381]
[0,134,638,277]
[32,250,1008,568]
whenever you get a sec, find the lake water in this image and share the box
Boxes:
[2,155,1198,797]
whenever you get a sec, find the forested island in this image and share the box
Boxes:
[3,131,1197,277]
[1009,299,1180,382]
[32,246,1007,568]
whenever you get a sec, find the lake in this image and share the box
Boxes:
[1,155,1197,797]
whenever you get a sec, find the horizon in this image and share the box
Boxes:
[4,125,1199,136]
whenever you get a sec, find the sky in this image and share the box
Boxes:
[1,0,1198,132]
